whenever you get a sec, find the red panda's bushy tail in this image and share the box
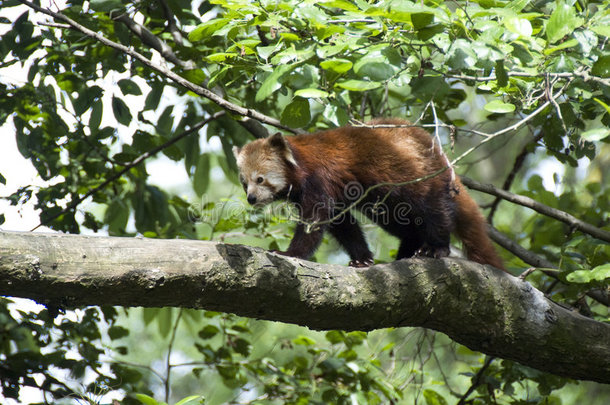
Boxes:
[453,179,506,271]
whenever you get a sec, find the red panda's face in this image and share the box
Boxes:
[233,135,293,205]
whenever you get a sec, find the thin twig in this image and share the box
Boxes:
[165,309,183,403]
[457,356,495,405]
[31,111,226,231]
[445,70,610,87]
[487,132,544,222]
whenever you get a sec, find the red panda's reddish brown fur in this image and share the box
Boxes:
[233,118,505,270]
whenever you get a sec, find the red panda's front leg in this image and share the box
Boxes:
[281,223,325,260]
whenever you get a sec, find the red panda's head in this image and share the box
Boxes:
[233,133,297,205]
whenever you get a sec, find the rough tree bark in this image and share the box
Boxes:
[0,231,608,384]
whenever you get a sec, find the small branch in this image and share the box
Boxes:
[110,11,196,70]
[445,70,610,87]
[157,0,186,46]
[488,226,609,307]
[165,309,183,403]
[31,111,226,231]
[457,356,495,405]
[545,73,569,136]
[487,132,544,222]
[462,176,610,244]
[17,0,297,134]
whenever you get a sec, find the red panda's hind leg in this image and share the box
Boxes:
[328,211,374,267]
[396,233,424,260]
[414,243,451,259]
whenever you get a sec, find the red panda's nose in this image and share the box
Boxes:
[247,195,257,205]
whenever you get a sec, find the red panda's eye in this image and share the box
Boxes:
[256,176,264,184]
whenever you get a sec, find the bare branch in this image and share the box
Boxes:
[1,231,609,383]
[462,176,610,243]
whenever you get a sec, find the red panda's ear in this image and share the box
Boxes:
[232,146,241,160]
[268,132,286,149]
[268,133,297,166]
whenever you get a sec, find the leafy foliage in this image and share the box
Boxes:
[0,0,609,404]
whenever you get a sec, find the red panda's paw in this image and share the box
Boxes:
[349,258,374,268]
[270,250,289,256]
[415,244,450,259]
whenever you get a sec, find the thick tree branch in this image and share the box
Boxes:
[0,231,608,383]
[462,176,610,243]
[17,0,298,134]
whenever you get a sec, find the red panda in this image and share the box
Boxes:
[232,118,505,270]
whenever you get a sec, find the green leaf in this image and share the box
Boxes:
[175,396,204,405]
[325,330,345,344]
[89,99,103,130]
[567,264,610,284]
[206,52,238,62]
[591,25,610,37]
[105,198,129,233]
[144,85,164,111]
[592,55,610,78]
[89,0,123,12]
[111,96,132,126]
[336,79,381,91]
[423,389,448,405]
[134,393,164,405]
[546,3,583,44]
[320,58,353,74]
[157,106,174,136]
[319,0,360,12]
[505,17,532,38]
[593,97,610,115]
[255,64,295,102]
[293,335,316,346]
[118,78,142,96]
[544,38,578,55]
[280,98,310,128]
[323,102,349,127]
[193,153,211,196]
[495,60,508,87]
[412,12,434,29]
[199,324,219,339]
[189,19,230,42]
[580,128,610,142]
[108,325,129,340]
[484,99,516,113]
[294,88,329,98]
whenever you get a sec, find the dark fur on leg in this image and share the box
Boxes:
[328,211,374,267]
